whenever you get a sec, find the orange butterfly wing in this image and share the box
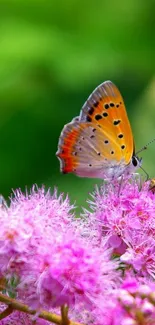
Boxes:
[57,121,85,173]
[80,80,134,163]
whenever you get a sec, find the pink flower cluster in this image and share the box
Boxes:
[77,176,155,325]
[91,278,155,325]
[0,186,117,324]
[86,177,155,277]
[1,176,155,324]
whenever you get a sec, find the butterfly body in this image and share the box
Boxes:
[56,81,141,180]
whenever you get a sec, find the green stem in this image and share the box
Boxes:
[0,306,13,320]
[0,293,83,325]
[61,305,69,325]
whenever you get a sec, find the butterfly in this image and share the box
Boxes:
[56,81,142,180]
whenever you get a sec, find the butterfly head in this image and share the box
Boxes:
[132,155,142,168]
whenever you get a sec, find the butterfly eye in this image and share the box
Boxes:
[132,156,138,167]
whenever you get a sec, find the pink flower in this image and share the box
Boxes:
[1,175,155,324]
[37,241,117,308]
[0,186,118,314]
[85,278,155,325]
[85,177,155,264]
[121,239,155,277]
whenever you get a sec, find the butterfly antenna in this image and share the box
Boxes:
[136,138,155,155]
[139,166,149,181]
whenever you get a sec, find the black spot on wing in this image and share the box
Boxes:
[88,107,94,115]
[94,101,99,107]
[103,112,108,117]
[95,114,102,120]
[113,120,121,126]
[86,116,92,122]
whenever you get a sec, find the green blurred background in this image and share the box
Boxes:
[0,0,155,208]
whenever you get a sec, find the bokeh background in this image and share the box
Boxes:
[0,0,155,209]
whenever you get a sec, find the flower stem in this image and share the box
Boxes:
[61,305,69,325]
[0,306,13,320]
[0,293,83,325]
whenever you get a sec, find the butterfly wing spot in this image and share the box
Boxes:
[94,101,99,107]
[86,101,101,121]
[111,151,114,155]
[103,112,108,117]
[90,135,95,139]
[121,145,125,149]
[97,152,101,156]
[118,134,123,138]
[113,119,121,125]
[104,104,109,109]
[92,128,96,132]
[104,140,109,144]
[95,114,102,120]
[88,107,94,115]
[110,102,115,107]
[116,104,120,108]
[86,116,92,122]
